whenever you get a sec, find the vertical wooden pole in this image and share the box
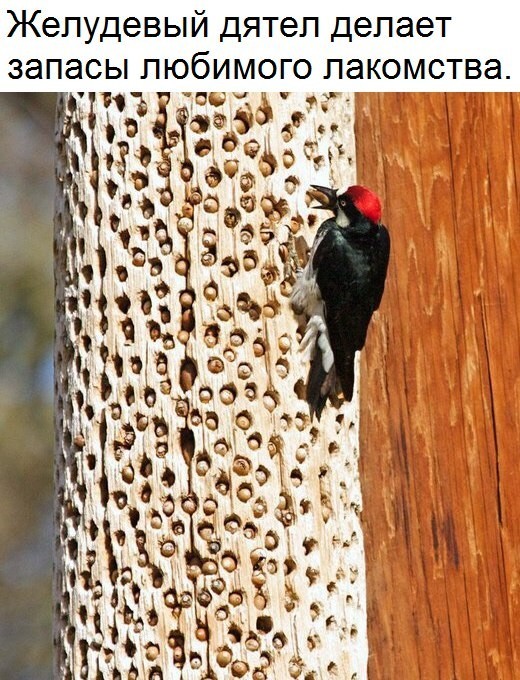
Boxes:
[54,92,367,680]
[357,92,520,680]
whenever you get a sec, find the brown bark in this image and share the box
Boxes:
[357,92,520,680]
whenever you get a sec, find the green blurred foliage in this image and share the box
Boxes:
[0,93,56,680]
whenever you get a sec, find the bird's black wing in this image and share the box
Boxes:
[312,223,389,401]
[312,225,360,400]
[371,224,390,311]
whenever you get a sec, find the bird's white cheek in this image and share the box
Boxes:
[336,211,350,228]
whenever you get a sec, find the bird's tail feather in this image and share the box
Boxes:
[337,353,355,402]
[306,352,338,420]
[306,354,328,420]
[300,310,348,420]
[300,310,339,419]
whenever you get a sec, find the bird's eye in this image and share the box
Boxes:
[339,199,346,207]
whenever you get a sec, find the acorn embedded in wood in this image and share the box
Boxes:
[220,387,236,405]
[179,289,195,309]
[240,226,253,244]
[205,413,218,430]
[237,485,253,503]
[203,196,219,213]
[190,115,209,134]
[180,358,197,391]
[195,139,211,156]
[160,189,172,206]
[216,648,232,667]
[201,230,217,250]
[199,387,212,403]
[217,306,231,322]
[162,499,174,516]
[244,140,260,157]
[231,661,249,678]
[236,412,252,430]
[243,253,257,271]
[224,159,238,177]
[203,498,217,515]
[251,571,266,588]
[160,541,175,557]
[132,249,145,267]
[201,251,216,267]
[145,645,159,661]
[245,636,260,651]
[237,363,252,379]
[221,554,237,572]
[221,257,238,277]
[180,163,192,181]
[212,114,225,130]
[181,495,198,515]
[209,92,226,106]
[232,457,251,476]
[175,258,189,276]
[224,208,240,229]
[222,134,237,152]
[253,339,265,357]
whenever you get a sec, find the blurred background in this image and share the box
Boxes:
[0,93,55,679]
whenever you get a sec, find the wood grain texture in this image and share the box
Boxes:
[54,92,367,680]
[356,93,520,679]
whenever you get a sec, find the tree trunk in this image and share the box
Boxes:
[54,92,365,680]
[357,92,520,679]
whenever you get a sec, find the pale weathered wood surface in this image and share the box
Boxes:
[356,92,520,679]
[54,92,367,680]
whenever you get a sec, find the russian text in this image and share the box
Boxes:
[7,9,208,43]
[330,16,452,42]
[220,15,319,41]
[8,57,129,79]
[324,57,503,80]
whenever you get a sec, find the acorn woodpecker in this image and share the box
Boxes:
[291,184,390,419]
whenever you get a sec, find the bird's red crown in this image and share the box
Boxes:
[345,185,382,224]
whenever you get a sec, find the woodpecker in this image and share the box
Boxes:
[291,184,390,419]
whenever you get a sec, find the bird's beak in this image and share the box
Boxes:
[309,185,337,210]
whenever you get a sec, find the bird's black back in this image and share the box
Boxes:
[312,217,390,398]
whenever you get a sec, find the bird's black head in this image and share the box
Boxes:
[310,184,382,227]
